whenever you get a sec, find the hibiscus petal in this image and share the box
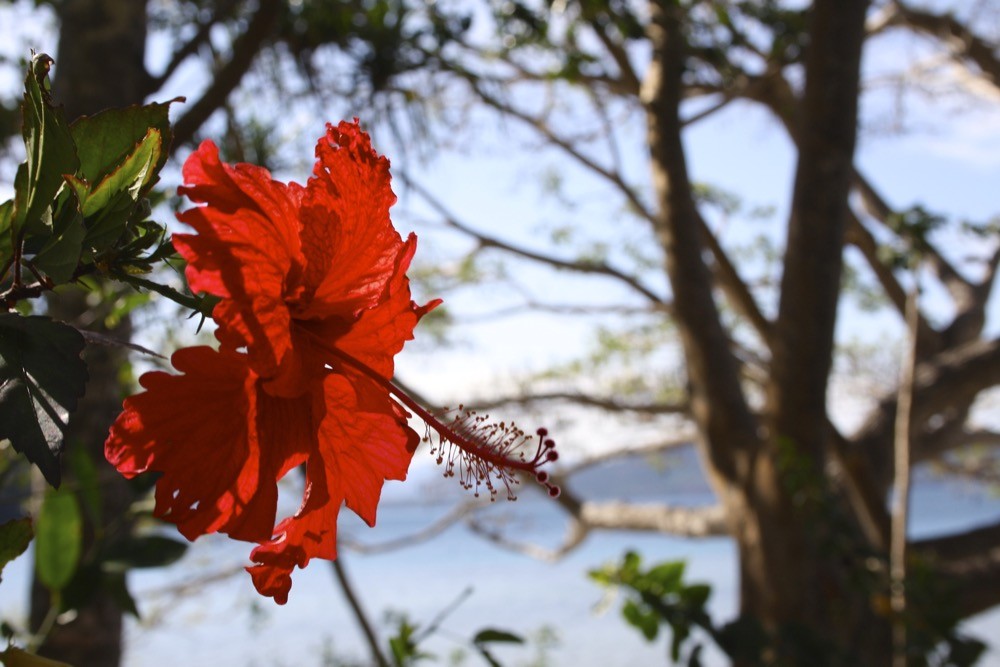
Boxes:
[104,347,310,543]
[333,235,441,378]
[174,140,306,380]
[246,372,418,603]
[296,121,405,319]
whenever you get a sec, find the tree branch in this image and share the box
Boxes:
[912,519,1000,617]
[171,0,281,151]
[451,68,659,226]
[845,210,942,352]
[643,2,761,481]
[852,337,1000,487]
[469,390,689,416]
[403,176,666,304]
[769,0,869,455]
[697,213,773,344]
[889,1,1000,88]
[340,501,479,554]
[143,0,243,97]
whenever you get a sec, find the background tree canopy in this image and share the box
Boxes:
[1,0,999,665]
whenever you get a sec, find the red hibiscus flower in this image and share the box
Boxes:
[105,121,558,605]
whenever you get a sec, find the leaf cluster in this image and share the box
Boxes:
[0,55,201,638]
[0,55,207,489]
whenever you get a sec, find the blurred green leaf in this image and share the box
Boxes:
[68,446,101,524]
[472,629,524,645]
[646,561,685,594]
[0,314,88,486]
[0,517,33,583]
[102,534,188,572]
[622,599,659,641]
[35,488,82,590]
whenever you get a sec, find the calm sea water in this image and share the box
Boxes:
[4,448,999,666]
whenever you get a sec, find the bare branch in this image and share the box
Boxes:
[912,519,1000,617]
[340,501,479,555]
[449,68,658,226]
[889,1,1000,88]
[852,337,1000,487]
[584,14,641,96]
[561,435,699,476]
[468,496,727,562]
[579,500,728,537]
[469,391,689,417]
[643,2,761,481]
[852,169,983,349]
[697,213,773,344]
[455,300,667,323]
[403,176,666,304]
[143,0,243,97]
[171,0,281,151]
[845,211,942,352]
[468,516,590,562]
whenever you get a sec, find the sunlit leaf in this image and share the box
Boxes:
[12,58,79,238]
[70,98,181,187]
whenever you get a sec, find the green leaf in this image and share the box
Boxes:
[645,561,686,594]
[0,313,88,486]
[32,206,85,284]
[75,127,161,219]
[0,200,13,261]
[12,58,79,238]
[472,629,525,645]
[0,517,33,583]
[102,534,188,572]
[64,127,164,255]
[35,488,82,590]
[68,446,101,524]
[70,98,181,188]
[680,583,711,608]
[622,600,659,641]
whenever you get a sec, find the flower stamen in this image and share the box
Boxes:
[425,406,560,501]
[317,338,560,500]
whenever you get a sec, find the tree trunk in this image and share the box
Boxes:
[643,0,889,662]
[29,2,148,665]
[744,0,884,661]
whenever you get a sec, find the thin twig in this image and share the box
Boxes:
[330,554,390,667]
[891,275,920,666]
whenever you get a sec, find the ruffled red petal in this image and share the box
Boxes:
[333,236,440,378]
[245,372,417,604]
[173,140,306,380]
[296,121,404,320]
[104,347,311,543]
